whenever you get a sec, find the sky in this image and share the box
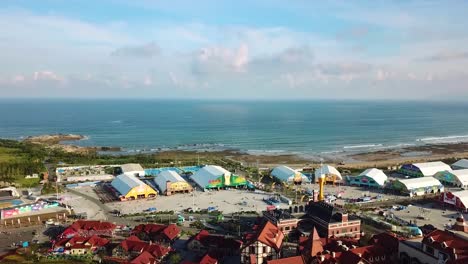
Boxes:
[1,0,468,100]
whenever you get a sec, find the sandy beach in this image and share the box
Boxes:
[23,133,468,170]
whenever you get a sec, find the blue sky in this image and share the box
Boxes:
[1,0,468,100]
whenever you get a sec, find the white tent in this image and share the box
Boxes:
[120,163,145,177]
[435,169,468,189]
[452,159,468,170]
[271,166,310,183]
[315,165,342,180]
[154,170,187,193]
[412,161,451,177]
[358,168,388,186]
[190,165,230,188]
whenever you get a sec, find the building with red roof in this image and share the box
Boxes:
[399,229,468,264]
[298,227,324,263]
[60,220,116,239]
[310,245,389,264]
[187,230,242,257]
[267,255,305,264]
[52,234,109,255]
[199,253,218,264]
[368,232,403,263]
[241,220,284,263]
[129,251,157,264]
[299,201,360,239]
[112,235,170,262]
[132,223,180,245]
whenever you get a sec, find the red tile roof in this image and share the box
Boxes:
[53,235,109,250]
[70,220,116,231]
[192,230,242,250]
[132,224,180,241]
[347,245,386,260]
[247,221,284,251]
[130,251,157,264]
[61,220,116,238]
[119,236,170,259]
[70,244,89,249]
[422,229,468,262]
[267,256,305,264]
[199,253,217,264]
[369,232,402,254]
[315,244,391,264]
[163,224,180,241]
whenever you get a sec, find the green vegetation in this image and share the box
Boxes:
[16,177,41,188]
[168,252,182,264]
[41,182,63,195]
[0,139,47,184]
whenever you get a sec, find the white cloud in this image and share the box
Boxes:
[111,42,160,58]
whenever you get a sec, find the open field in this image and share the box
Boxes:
[0,147,25,163]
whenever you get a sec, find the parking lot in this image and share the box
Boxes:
[387,202,467,231]
[106,189,276,215]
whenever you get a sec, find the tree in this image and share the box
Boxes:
[168,253,182,264]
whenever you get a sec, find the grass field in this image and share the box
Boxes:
[0,146,25,163]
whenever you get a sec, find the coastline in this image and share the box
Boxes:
[23,134,121,154]
[20,133,468,170]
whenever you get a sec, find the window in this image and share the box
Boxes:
[285,226,290,231]
[342,228,347,233]
[425,246,434,255]
[250,246,255,254]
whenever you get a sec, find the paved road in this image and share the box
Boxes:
[64,187,127,224]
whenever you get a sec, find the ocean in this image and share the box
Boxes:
[1,99,468,156]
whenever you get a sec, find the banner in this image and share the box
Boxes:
[444,192,457,205]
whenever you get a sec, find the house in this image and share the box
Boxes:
[368,232,403,263]
[129,251,157,264]
[112,235,170,261]
[59,220,116,239]
[199,253,218,264]
[132,224,180,245]
[187,230,242,257]
[52,235,109,255]
[311,245,390,264]
[301,201,361,239]
[267,255,306,264]
[299,227,324,263]
[262,209,299,235]
[241,221,284,264]
[399,229,468,264]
